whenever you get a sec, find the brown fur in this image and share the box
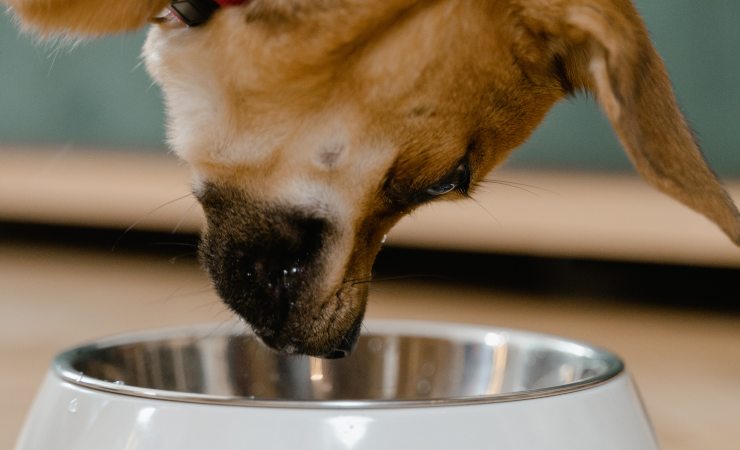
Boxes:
[9,0,739,356]
[7,0,170,36]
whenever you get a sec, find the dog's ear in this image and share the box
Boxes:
[7,0,170,37]
[516,0,740,244]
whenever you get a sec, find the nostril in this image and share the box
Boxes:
[251,258,297,304]
[251,257,303,287]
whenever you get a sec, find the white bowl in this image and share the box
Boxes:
[15,320,659,449]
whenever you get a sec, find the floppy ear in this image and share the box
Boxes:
[517,0,740,245]
[7,0,170,36]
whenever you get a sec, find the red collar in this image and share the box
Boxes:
[169,0,248,27]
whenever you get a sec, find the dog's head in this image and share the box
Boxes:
[12,0,739,357]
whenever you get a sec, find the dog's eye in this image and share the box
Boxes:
[383,161,471,209]
[426,181,457,196]
[425,163,470,197]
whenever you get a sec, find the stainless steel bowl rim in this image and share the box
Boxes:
[52,320,625,409]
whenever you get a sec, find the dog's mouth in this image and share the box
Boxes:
[252,284,368,359]
[234,270,370,358]
[207,256,367,358]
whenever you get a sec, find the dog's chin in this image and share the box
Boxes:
[237,281,369,359]
[255,312,365,359]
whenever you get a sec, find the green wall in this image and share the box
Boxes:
[0,20,164,149]
[1,1,739,174]
[511,1,740,175]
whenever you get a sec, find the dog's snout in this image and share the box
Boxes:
[197,184,370,357]
[233,217,323,306]
[215,214,327,314]
[200,197,336,342]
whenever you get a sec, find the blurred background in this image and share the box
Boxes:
[1,1,739,449]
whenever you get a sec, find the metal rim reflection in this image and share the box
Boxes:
[52,320,624,409]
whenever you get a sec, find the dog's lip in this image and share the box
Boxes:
[248,280,367,357]
[324,312,364,358]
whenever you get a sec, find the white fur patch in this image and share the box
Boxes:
[144,27,232,164]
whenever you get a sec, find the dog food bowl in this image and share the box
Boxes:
[15,320,659,450]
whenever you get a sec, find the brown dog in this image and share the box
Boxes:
[10,0,740,357]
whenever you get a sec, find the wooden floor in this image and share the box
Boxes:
[1,240,739,450]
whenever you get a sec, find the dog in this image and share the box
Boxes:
[9,0,740,358]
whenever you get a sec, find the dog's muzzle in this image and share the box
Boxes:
[196,184,364,358]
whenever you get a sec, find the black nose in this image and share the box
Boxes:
[244,227,318,306]
[201,213,329,330]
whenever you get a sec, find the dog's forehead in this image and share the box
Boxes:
[143,1,543,210]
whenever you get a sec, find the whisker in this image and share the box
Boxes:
[148,242,199,248]
[198,318,243,343]
[45,44,62,76]
[130,57,146,73]
[187,298,228,313]
[466,193,500,225]
[112,192,195,251]
[146,79,159,92]
[347,273,455,287]
[484,178,551,190]
[152,282,213,305]
[479,178,558,195]
[168,251,198,264]
[172,199,200,234]
[343,276,373,286]
[30,144,73,179]
[162,285,215,302]
[375,273,455,283]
